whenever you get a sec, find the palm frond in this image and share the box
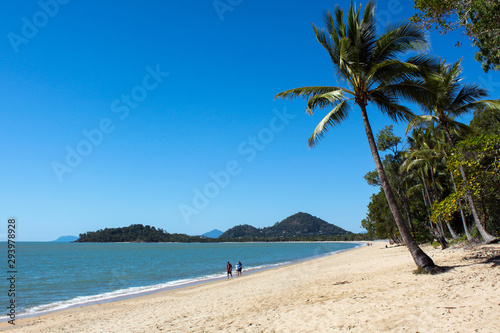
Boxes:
[368,60,420,86]
[313,24,340,66]
[323,10,340,47]
[448,83,489,112]
[306,90,346,114]
[346,2,359,43]
[362,1,376,26]
[333,6,346,39]
[446,118,472,134]
[275,86,350,101]
[405,54,440,72]
[308,100,352,148]
[452,99,500,118]
[378,80,434,111]
[358,1,377,64]
[370,90,415,123]
[406,115,437,134]
[372,21,428,63]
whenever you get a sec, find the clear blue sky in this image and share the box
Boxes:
[1,0,499,241]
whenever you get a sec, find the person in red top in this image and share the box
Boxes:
[226,261,233,279]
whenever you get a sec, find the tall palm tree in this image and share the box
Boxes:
[407,59,500,243]
[402,127,457,245]
[275,1,436,270]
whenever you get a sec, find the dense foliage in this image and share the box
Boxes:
[412,0,500,72]
[219,212,351,239]
[470,108,500,135]
[219,224,261,239]
[432,135,500,235]
[77,224,212,243]
[363,115,500,247]
[216,233,372,242]
[362,126,436,244]
[77,213,360,243]
[276,0,437,269]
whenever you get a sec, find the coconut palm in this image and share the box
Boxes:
[402,127,458,246]
[275,1,436,270]
[406,59,500,243]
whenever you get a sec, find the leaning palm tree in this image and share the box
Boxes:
[275,1,436,270]
[407,59,500,243]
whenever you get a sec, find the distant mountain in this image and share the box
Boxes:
[73,213,357,243]
[220,212,351,239]
[202,229,223,238]
[52,235,79,242]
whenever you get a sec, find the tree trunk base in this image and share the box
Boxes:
[436,236,448,250]
[484,236,499,244]
[415,264,445,275]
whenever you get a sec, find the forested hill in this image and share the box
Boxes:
[219,212,351,239]
[77,224,209,243]
[76,213,356,243]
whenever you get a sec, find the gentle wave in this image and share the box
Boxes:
[0,242,363,320]
[4,264,286,319]
[1,272,222,320]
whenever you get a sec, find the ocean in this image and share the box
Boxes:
[1,241,362,320]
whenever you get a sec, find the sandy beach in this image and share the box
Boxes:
[2,241,499,332]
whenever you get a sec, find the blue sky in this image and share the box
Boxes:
[1,0,499,241]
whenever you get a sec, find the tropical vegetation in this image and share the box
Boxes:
[412,0,500,72]
[77,224,212,243]
[276,0,500,271]
[76,213,364,243]
[276,0,437,270]
[219,212,351,239]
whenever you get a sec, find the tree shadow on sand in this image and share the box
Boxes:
[480,254,500,267]
[416,245,500,274]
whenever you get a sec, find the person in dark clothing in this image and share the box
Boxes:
[226,261,232,279]
[236,261,242,276]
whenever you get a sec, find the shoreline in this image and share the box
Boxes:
[1,241,365,323]
[3,241,499,332]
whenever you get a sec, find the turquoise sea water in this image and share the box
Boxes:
[1,242,361,319]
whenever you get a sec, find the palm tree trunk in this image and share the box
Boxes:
[446,221,459,239]
[460,207,471,240]
[401,196,415,234]
[394,184,414,234]
[451,172,472,241]
[421,171,445,238]
[428,169,457,240]
[420,175,447,248]
[421,174,431,214]
[360,105,435,269]
[421,188,433,224]
[442,126,497,243]
[478,188,490,224]
[429,167,439,202]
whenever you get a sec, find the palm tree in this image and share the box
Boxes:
[407,59,500,243]
[402,127,457,246]
[275,1,436,270]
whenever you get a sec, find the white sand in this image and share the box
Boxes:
[2,242,499,332]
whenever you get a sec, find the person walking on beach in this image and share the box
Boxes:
[226,261,232,279]
[236,261,242,276]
